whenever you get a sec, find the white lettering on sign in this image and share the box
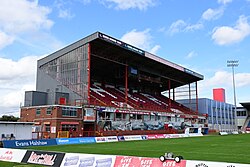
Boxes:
[28,152,57,165]
[163,161,177,167]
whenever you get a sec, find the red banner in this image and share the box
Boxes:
[147,134,165,139]
[114,156,186,167]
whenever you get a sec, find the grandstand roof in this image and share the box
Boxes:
[38,32,203,90]
[240,102,250,111]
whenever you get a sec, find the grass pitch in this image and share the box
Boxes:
[1,134,250,166]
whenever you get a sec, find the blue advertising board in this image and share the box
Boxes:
[56,137,96,145]
[3,139,57,148]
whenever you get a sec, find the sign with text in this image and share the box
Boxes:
[124,135,143,141]
[3,139,57,148]
[21,150,65,166]
[0,148,27,163]
[56,137,96,145]
[114,156,187,167]
[186,160,250,167]
[95,136,118,143]
[60,153,116,167]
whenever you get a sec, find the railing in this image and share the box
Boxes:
[100,129,178,136]
[32,132,50,139]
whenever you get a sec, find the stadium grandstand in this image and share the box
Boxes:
[239,102,250,132]
[20,32,206,139]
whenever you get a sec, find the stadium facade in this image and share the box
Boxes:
[178,98,236,131]
[238,103,250,131]
[20,32,206,138]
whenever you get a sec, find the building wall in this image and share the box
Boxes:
[0,123,33,140]
[37,44,90,106]
[236,107,248,129]
[20,105,84,138]
[24,91,47,106]
[213,88,225,102]
[178,98,235,131]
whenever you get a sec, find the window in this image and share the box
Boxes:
[46,107,52,115]
[45,124,50,132]
[62,107,77,117]
[61,124,77,131]
[36,108,41,115]
[137,114,142,120]
[237,110,247,116]
[116,113,122,120]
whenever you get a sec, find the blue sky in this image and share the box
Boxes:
[0,0,250,116]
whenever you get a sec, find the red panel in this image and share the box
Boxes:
[60,122,79,125]
[213,88,225,102]
[59,97,66,105]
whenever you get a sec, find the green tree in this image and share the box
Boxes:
[0,115,19,122]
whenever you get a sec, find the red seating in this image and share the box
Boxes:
[89,84,196,115]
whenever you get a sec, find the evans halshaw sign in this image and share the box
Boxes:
[2,139,57,148]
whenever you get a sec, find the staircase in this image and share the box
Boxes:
[242,116,250,131]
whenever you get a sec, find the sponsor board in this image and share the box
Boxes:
[114,156,187,167]
[188,133,203,137]
[60,153,116,167]
[219,132,228,136]
[56,137,96,145]
[0,148,27,163]
[148,134,166,139]
[3,139,57,148]
[141,135,148,140]
[95,136,117,143]
[168,134,187,138]
[232,131,239,135]
[118,136,125,141]
[21,150,65,166]
[186,160,250,167]
[95,136,118,143]
[124,135,143,141]
[95,137,107,143]
[106,136,118,142]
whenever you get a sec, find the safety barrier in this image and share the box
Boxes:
[2,139,57,148]
[1,148,250,167]
[2,130,241,148]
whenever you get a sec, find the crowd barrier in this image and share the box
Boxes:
[2,132,204,148]
[56,137,96,145]
[2,131,242,148]
[2,139,57,148]
[0,148,249,167]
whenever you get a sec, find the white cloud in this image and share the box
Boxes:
[185,51,197,59]
[55,0,75,19]
[212,15,250,45]
[168,20,187,35]
[202,8,224,21]
[121,29,160,54]
[202,70,250,88]
[0,56,39,80]
[0,0,54,50]
[217,0,232,5]
[101,0,156,10]
[185,23,203,32]
[168,20,203,35]
[58,9,74,19]
[199,70,250,102]
[0,0,53,34]
[0,55,42,116]
[0,31,15,49]
[78,0,92,5]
